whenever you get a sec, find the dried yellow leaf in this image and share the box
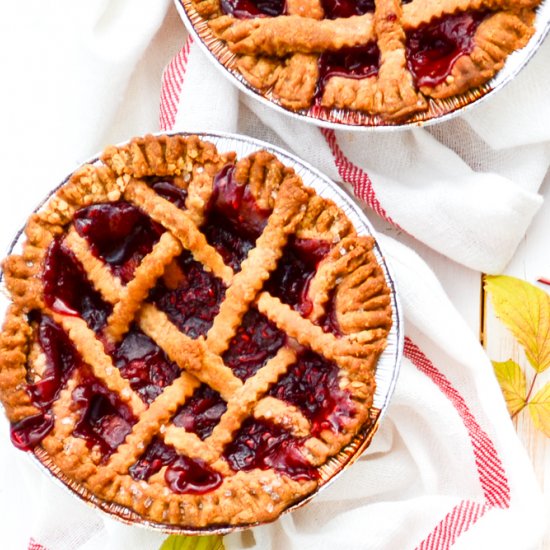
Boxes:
[160,535,224,550]
[492,360,527,416]
[528,382,550,437]
[485,275,550,373]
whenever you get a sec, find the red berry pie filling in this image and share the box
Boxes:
[0,134,392,528]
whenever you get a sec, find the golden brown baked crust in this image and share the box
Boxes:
[190,0,542,120]
[0,134,392,528]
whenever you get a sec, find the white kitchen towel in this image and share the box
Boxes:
[0,3,548,549]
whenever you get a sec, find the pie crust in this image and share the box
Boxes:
[0,134,392,528]
[185,0,543,121]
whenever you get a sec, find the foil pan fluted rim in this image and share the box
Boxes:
[0,132,403,535]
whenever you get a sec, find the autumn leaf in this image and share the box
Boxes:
[528,382,550,437]
[159,535,224,550]
[492,360,527,416]
[485,275,550,373]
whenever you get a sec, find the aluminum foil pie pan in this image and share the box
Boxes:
[174,0,550,130]
[0,132,403,535]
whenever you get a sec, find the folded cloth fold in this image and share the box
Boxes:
[0,4,548,549]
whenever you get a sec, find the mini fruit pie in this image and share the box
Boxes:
[0,135,392,528]
[189,0,543,120]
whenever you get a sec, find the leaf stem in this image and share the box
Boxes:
[525,372,538,403]
[510,373,538,420]
[511,404,526,420]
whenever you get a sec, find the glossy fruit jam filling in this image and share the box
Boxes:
[129,437,223,494]
[109,325,180,404]
[203,217,256,273]
[221,0,286,18]
[265,237,332,317]
[72,374,136,459]
[149,250,226,339]
[406,11,487,88]
[129,436,175,480]
[173,384,227,439]
[73,201,164,284]
[316,43,380,100]
[10,414,54,453]
[322,0,374,19]
[269,349,355,436]
[318,292,342,336]
[165,455,223,494]
[27,315,82,409]
[43,238,113,333]
[203,164,271,272]
[224,418,317,481]
[11,315,81,450]
[148,178,188,209]
[222,308,287,381]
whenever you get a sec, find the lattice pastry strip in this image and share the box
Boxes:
[205,177,310,355]
[0,134,392,528]
[48,312,146,417]
[125,179,234,282]
[142,308,310,438]
[105,232,183,342]
[138,305,241,400]
[106,374,201,475]
[198,0,542,119]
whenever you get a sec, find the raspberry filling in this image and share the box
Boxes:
[43,238,112,333]
[318,292,342,336]
[149,250,226,339]
[9,414,54,452]
[10,315,81,450]
[173,384,227,439]
[203,164,271,272]
[221,0,286,18]
[73,202,164,284]
[224,418,317,481]
[269,349,355,436]
[129,436,176,480]
[165,456,223,495]
[222,308,286,381]
[322,0,374,19]
[407,11,487,87]
[265,237,332,317]
[150,179,188,208]
[29,315,82,409]
[110,325,180,404]
[129,437,223,494]
[72,374,135,459]
[316,43,380,100]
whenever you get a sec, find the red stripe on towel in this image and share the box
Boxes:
[405,337,511,549]
[28,539,48,550]
[321,127,400,228]
[159,36,193,131]
[417,501,488,550]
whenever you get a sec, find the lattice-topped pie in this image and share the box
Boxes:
[0,134,392,528]
[188,0,543,121]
